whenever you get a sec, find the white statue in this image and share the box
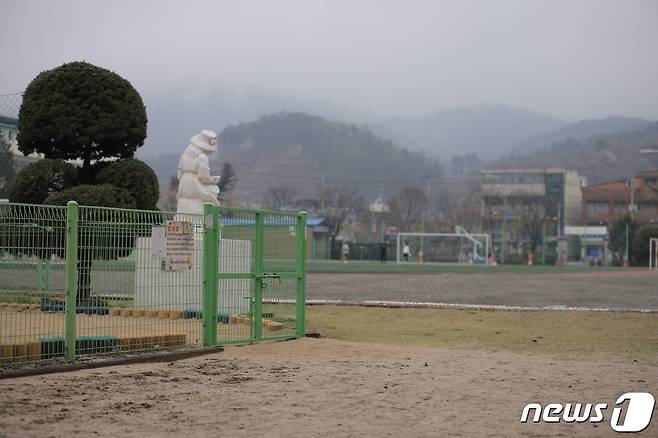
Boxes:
[176,129,221,214]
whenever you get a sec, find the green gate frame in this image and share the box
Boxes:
[202,204,307,346]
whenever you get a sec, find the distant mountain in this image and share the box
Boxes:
[380,104,566,159]
[492,122,658,184]
[144,112,443,206]
[512,116,653,153]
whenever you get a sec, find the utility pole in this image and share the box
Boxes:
[320,173,326,211]
[501,195,508,265]
[628,178,636,221]
[625,222,630,268]
[541,220,546,265]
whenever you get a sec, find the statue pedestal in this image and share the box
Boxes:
[133,236,251,314]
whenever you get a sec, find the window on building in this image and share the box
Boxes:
[613,202,627,212]
[586,202,608,215]
[638,202,657,211]
[482,173,545,184]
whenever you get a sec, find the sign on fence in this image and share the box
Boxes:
[164,220,194,270]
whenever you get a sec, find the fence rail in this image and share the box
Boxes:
[0,202,306,367]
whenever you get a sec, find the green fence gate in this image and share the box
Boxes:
[0,201,306,367]
[202,205,307,346]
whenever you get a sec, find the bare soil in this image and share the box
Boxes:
[1,338,656,437]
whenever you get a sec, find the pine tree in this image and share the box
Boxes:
[217,162,237,202]
[0,134,16,198]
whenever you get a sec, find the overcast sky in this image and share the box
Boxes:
[2,0,658,155]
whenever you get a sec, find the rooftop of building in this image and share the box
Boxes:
[480,168,576,175]
[0,116,18,127]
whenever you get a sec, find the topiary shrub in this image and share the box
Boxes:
[8,159,78,204]
[18,61,148,183]
[95,158,159,210]
[44,184,136,209]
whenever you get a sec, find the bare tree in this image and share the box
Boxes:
[262,184,298,210]
[388,186,428,231]
[514,197,556,253]
[434,178,481,231]
[319,186,364,245]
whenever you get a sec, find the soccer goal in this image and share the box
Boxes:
[650,238,658,270]
[396,230,491,265]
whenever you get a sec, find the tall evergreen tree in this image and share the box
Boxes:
[217,162,237,202]
[0,134,15,198]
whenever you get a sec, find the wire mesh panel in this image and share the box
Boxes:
[216,208,257,343]
[215,207,305,343]
[1,202,306,368]
[74,206,204,358]
[261,277,298,338]
[262,214,298,273]
[0,203,68,365]
[261,213,301,339]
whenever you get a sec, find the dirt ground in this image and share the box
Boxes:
[308,270,658,309]
[1,338,656,437]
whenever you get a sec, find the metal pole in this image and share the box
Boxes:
[501,196,507,265]
[253,211,264,341]
[64,201,78,362]
[396,232,400,264]
[202,203,219,346]
[625,222,630,266]
[629,179,635,221]
[295,212,307,337]
[542,221,546,266]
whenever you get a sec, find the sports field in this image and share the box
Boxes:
[307,260,635,274]
[308,262,658,310]
[1,306,657,437]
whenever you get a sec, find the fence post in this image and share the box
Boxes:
[253,211,264,341]
[202,203,219,346]
[295,212,307,337]
[64,201,78,361]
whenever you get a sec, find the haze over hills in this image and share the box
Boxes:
[493,122,658,184]
[141,103,658,206]
[379,104,567,159]
[144,112,443,205]
[511,116,653,154]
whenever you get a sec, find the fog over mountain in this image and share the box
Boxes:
[3,1,658,162]
[378,104,566,159]
[511,116,653,154]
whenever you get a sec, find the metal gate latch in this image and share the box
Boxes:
[255,272,281,288]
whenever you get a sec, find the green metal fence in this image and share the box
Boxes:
[0,201,306,366]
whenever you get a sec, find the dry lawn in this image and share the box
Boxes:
[1,306,657,437]
[306,305,658,361]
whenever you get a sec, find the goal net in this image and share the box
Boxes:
[396,231,491,265]
[650,238,658,270]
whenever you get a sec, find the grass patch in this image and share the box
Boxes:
[0,292,45,304]
[306,305,658,360]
